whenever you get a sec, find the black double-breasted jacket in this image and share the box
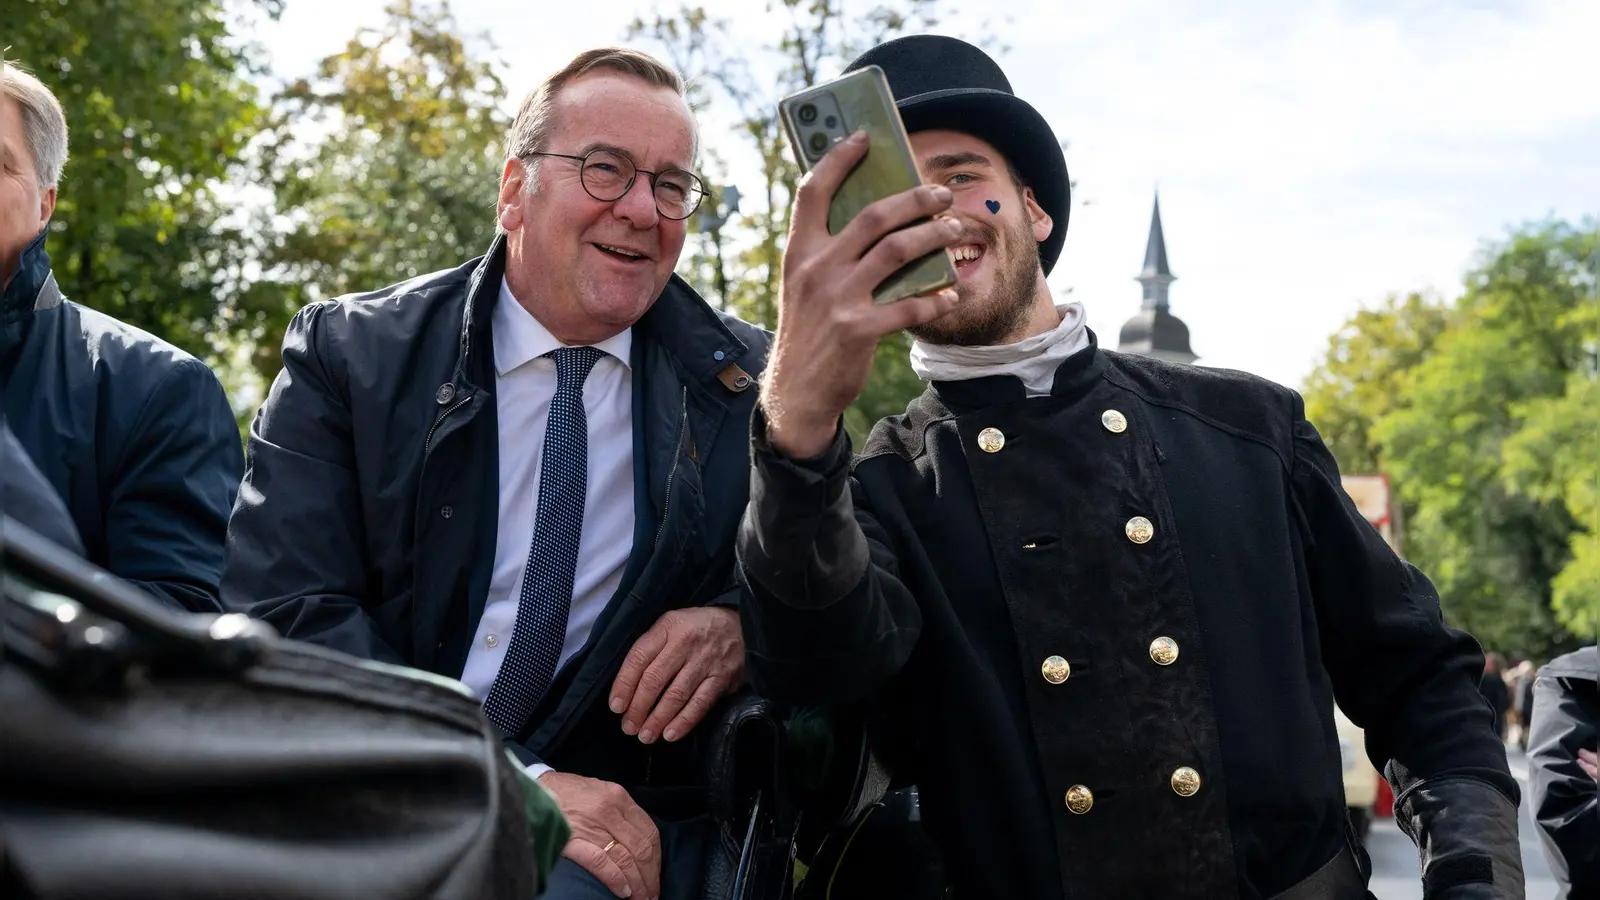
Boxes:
[738,335,1518,899]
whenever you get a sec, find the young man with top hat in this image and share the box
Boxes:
[737,34,1524,899]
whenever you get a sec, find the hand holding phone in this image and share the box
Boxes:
[778,65,958,305]
[760,130,964,459]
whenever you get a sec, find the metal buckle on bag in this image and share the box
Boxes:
[3,575,134,690]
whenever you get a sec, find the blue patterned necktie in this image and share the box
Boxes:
[483,345,606,736]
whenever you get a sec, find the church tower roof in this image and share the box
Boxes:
[1118,192,1197,365]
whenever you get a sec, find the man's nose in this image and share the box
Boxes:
[612,175,660,228]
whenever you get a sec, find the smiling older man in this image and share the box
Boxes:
[0,60,242,612]
[222,48,769,900]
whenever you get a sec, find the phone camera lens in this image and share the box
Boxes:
[798,104,818,124]
[824,115,838,129]
[808,132,829,155]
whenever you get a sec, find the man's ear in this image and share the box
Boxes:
[38,186,55,230]
[1022,185,1052,244]
[497,158,527,232]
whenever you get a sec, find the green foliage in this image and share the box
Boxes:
[5,0,278,358]
[238,0,509,390]
[1303,219,1600,653]
[1302,292,1454,476]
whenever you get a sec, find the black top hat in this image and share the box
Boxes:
[844,35,1070,275]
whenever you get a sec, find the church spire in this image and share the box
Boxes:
[1136,194,1175,311]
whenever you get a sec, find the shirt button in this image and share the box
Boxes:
[713,350,726,361]
[440,505,454,519]
[485,634,499,649]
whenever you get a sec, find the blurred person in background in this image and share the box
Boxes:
[1481,652,1511,742]
[1526,646,1598,900]
[222,47,768,900]
[0,60,242,612]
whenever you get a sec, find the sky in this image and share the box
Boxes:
[250,0,1600,390]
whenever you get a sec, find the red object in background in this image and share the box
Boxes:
[1375,779,1394,818]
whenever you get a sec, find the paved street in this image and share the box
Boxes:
[1365,747,1559,899]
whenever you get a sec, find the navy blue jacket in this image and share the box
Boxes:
[221,236,770,796]
[1,233,243,611]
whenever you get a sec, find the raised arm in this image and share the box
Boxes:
[737,413,921,706]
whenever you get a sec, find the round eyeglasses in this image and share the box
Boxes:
[525,148,706,221]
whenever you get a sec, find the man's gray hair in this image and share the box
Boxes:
[1,61,69,191]
[506,47,693,177]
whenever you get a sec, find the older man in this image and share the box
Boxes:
[738,35,1522,900]
[223,48,768,900]
[0,61,242,612]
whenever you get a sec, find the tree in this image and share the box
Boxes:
[1499,287,1600,640]
[237,0,509,390]
[1306,219,1598,654]
[629,0,1008,446]
[5,0,279,359]
[1302,292,1454,477]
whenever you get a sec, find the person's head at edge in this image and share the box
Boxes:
[495,48,700,346]
[0,60,66,291]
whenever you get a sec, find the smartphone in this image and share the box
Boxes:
[778,65,958,305]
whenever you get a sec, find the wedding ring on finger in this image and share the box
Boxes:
[602,838,618,854]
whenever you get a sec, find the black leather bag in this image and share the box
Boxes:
[0,518,563,900]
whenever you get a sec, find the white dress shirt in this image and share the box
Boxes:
[460,278,636,778]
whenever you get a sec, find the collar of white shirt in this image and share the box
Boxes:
[493,277,633,377]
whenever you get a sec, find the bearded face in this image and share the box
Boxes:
[904,129,1052,348]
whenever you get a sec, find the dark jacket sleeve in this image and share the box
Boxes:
[221,304,402,665]
[736,408,922,706]
[1526,657,1598,898]
[104,357,242,613]
[2,419,85,556]
[1290,408,1523,899]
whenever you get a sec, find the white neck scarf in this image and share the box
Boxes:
[909,301,1091,397]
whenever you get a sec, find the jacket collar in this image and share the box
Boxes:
[2,230,60,324]
[458,235,750,389]
[930,327,1106,413]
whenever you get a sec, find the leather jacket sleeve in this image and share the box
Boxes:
[1394,776,1525,899]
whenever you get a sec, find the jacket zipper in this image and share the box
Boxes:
[651,387,689,552]
[424,395,471,454]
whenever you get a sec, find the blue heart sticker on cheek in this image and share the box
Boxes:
[985,199,1001,213]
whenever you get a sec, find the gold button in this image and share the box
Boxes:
[1125,516,1154,544]
[1101,409,1128,433]
[1149,636,1179,666]
[1041,655,1071,684]
[1171,766,1202,797]
[977,427,1005,453]
[1065,784,1094,814]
